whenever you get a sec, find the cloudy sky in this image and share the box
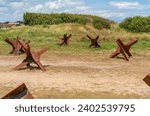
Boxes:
[0,0,150,22]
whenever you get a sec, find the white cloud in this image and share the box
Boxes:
[109,1,150,9]
[29,0,89,12]
[33,4,44,12]
[98,12,125,18]
[45,1,61,9]
[81,10,125,19]
[0,0,149,22]
[9,2,27,9]
[76,6,90,10]
[0,7,9,13]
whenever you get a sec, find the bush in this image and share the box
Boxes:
[92,16,111,30]
[24,13,86,25]
[119,16,150,32]
[23,12,112,30]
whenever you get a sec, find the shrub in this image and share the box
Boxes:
[23,12,112,30]
[92,16,111,30]
[24,13,86,25]
[119,16,150,32]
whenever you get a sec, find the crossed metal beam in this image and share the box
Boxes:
[110,38,138,61]
[87,35,100,48]
[1,83,33,99]
[143,74,150,87]
[59,34,72,46]
[13,39,48,71]
[5,36,30,55]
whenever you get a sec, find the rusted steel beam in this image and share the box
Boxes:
[143,74,150,87]
[110,38,138,61]
[59,34,72,46]
[13,39,48,71]
[1,83,33,99]
[5,36,30,55]
[87,35,100,48]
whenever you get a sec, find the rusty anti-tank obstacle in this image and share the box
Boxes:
[59,34,72,46]
[13,39,48,71]
[1,83,33,99]
[5,36,30,55]
[86,35,100,48]
[110,38,138,61]
[143,74,150,87]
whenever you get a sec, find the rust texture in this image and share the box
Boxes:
[59,34,72,46]
[110,38,138,61]
[87,35,100,48]
[5,36,30,55]
[143,74,150,87]
[1,83,33,99]
[13,39,48,71]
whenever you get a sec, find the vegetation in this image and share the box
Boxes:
[0,23,150,55]
[23,12,111,30]
[120,16,150,33]
[0,14,150,99]
[92,16,111,29]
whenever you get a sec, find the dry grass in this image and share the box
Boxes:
[0,23,150,56]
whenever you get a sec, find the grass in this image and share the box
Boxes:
[0,23,150,56]
[0,23,150,99]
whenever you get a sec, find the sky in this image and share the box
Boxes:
[0,0,150,22]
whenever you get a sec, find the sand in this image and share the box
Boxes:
[0,52,150,98]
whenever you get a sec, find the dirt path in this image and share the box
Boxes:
[0,53,150,98]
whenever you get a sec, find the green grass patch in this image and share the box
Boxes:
[0,24,150,55]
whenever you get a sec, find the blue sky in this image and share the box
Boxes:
[0,0,150,22]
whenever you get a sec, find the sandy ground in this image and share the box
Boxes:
[0,52,150,98]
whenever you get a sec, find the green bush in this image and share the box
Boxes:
[119,16,150,32]
[24,13,86,25]
[92,16,111,29]
[23,12,112,30]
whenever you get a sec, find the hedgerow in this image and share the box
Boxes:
[119,16,150,33]
[23,12,111,30]
[24,13,86,25]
